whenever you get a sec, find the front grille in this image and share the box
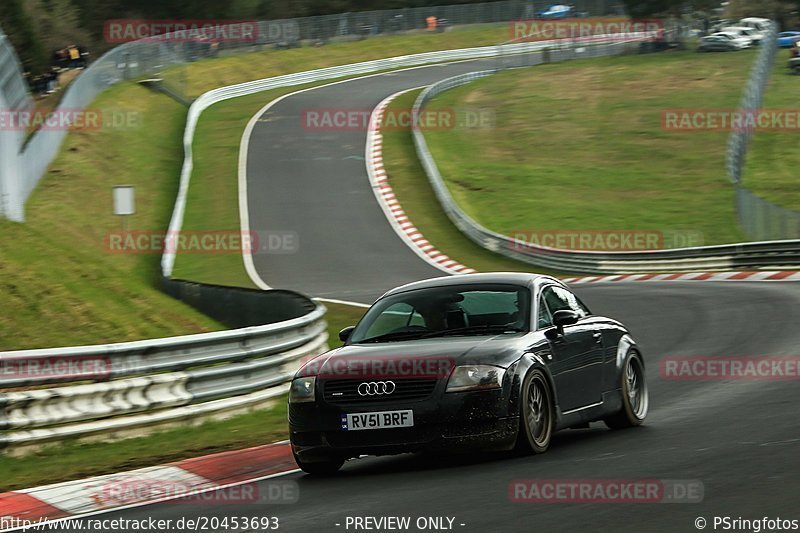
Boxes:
[322,378,438,405]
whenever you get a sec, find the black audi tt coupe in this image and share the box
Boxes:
[288,273,648,474]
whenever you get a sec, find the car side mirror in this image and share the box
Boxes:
[545,310,580,340]
[553,309,579,328]
[338,326,356,343]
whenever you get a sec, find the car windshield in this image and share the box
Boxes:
[349,283,531,343]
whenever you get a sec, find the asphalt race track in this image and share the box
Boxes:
[50,62,800,532]
[68,282,800,532]
[245,57,509,303]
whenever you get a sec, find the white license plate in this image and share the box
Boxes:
[341,410,414,431]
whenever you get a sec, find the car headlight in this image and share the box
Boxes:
[289,377,316,403]
[446,365,505,392]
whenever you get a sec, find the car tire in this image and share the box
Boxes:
[293,452,344,475]
[515,368,555,454]
[604,351,648,429]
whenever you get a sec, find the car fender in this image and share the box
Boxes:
[512,351,561,422]
[615,334,641,375]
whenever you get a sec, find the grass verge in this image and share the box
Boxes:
[420,49,757,246]
[3,23,510,348]
[0,83,224,350]
[0,399,289,491]
[0,303,363,491]
[381,90,557,274]
[167,24,509,98]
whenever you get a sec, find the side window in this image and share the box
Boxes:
[542,286,571,314]
[543,286,590,319]
[537,294,553,329]
[573,295,591,317]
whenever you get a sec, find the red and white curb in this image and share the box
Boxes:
[0,442,296,527]
[366,90,476,276]
[561,270,800,284]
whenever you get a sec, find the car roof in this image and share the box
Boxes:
[379,272,565,298]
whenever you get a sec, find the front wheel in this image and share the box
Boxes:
[293,452,344,475]
[515,369,555,453]
[604,351,648,429]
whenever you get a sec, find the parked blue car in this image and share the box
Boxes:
[777,31,800,47]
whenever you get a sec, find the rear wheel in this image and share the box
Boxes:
[604,351,648,429]
[516,369,554,453]
[293,452,344,475]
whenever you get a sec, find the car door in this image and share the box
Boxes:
[539,285,604,412]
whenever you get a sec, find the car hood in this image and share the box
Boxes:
[297,334,529,379]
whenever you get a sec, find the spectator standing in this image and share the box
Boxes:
[68,45,80,68]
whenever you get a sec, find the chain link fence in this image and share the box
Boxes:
[494,33,646,69]
[723,22,800,240]
[725,21,778,185]
[226,0,621,46]
[736,187,800,241]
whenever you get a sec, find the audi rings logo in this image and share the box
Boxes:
[357,381,396,396]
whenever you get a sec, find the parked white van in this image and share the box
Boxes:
[738,17,772,33]
[722,26,765,45]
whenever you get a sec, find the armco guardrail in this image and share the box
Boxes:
[411,50,800,274]
[0,302,327,449]
[162,37,624,277]
[0,25,32,221]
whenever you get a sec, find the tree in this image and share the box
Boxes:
[726,0,796,27]
[0,0,48,72]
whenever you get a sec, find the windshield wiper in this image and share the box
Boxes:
[357,330,430,343]
[421,324,525,339]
